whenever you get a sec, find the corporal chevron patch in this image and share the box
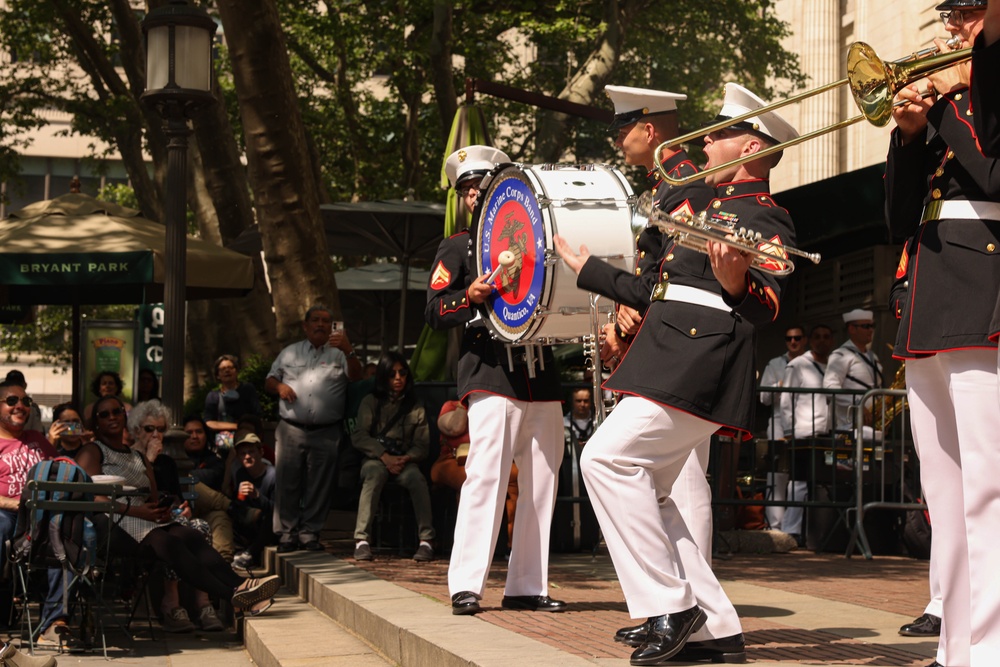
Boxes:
[757,235,789,274]
[430,261,452,290]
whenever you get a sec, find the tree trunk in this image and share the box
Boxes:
[216,0,340,346]
[535,0,647,162]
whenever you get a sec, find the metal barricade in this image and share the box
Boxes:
[845,387,923,559]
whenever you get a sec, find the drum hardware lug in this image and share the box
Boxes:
[536,196,552,207]
[525,344,537,378]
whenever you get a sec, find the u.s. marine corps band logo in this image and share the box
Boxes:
[477,168,546,337]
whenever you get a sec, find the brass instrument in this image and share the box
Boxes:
[653,38,970,186]
[635,191,821,276]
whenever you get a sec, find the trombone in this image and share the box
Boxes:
[654,38,970,186]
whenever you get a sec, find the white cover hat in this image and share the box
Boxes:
[605,85,686,131]
[843,308,874,323]
[444,146,510,189]
[715,83,799,145]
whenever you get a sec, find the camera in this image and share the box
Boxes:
[62,421,82,435]
[375,436,406,456]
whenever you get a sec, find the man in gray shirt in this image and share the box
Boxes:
[266,305,362,552]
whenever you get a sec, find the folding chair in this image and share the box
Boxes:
[12,479,119,659]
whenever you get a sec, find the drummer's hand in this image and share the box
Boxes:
[553,235,590,275]
[468,273,493,304]
[892,83,932,144]
[707,239,751,300]
[617,306,642,336]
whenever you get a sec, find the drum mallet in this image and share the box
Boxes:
[487,250,515,285]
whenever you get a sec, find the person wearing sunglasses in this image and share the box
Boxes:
[889,2,1000,663]
[75,396,280,625]
[350,353,434,563]
[758,325,806,534]
[822,309,883,438]
[0,381,58,592]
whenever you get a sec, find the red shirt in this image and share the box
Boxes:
[0,430,57,500]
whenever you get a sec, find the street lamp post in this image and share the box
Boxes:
[141,0,217,421]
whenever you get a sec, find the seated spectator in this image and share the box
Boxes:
[3,371,45,432]
[46,402,94,458]
[183,416,225,491]
[229,433,276,570]
[564,387,595,447]
[0,381,58,640]
[75,396,280,624]
[203,355,262,448]
[83,371,133,423]
[431,400,518,553]
[351,353,434,562]
[136,369,160,403]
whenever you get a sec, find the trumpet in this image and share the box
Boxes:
[635,191,821,276]
[653,38,970,186]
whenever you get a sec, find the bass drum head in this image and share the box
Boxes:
[475,164,549,344]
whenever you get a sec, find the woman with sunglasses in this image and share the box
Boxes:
[350,353,434,562]
[75,395,280,622]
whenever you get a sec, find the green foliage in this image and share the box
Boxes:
[96,183,139,210]
[0,305,136,368]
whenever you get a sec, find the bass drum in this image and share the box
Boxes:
[474,163,636,345]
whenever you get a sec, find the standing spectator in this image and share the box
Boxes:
[759,325,806,531]
[3,371,44,432]
[229,433,276,570]
[204,355,262,446]
[351,353,434,562]
[779,324,835,543]
[563,388,594,447]
[265,305,362,552]
[823,309,884,437]
[82,371,132,423]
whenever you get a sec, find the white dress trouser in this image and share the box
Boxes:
[448,393,564,598]
[674,441,712,565]
[581,396,742,641]
[908,349,1000,667]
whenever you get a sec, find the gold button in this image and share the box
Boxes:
[932,188,942,200]
[935,168,944,177]
[635,234,641,242]
[989,243,997,253]
[635,268,642,276]
[712,201,721,209]
[725,186,735,196]
[689,328,698,336]
[651,188,658,196]
[666,253,675,261]
[661,271,669,280]
[462,297,467,303]
[955,93,963,101]
[639,251,646,259]
[751,282,756,289]
[967,109,974,117]
[947,151,955,160]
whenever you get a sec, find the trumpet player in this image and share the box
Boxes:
[555,82,797,666]
[887,2,1000,665]
[599,85,744,662]
[971,0,1000,157]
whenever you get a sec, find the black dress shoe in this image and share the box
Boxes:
[667,633,747,664]
[276,542,298,553]
[501,595,567,612]
[629,606,707,666]
[451,591,482,615]
[899,613,941,637]
[615,618,654,647]
[302,540,324,552]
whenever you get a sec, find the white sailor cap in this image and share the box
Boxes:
[444,146,510,189]
[714,83,799,145]
[604,85,686,131]
[843,308,874,323]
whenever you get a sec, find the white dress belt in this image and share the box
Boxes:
[921,199,1000,222]
[650,283,731,312]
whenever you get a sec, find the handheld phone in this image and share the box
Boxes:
[62,421,82,435]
